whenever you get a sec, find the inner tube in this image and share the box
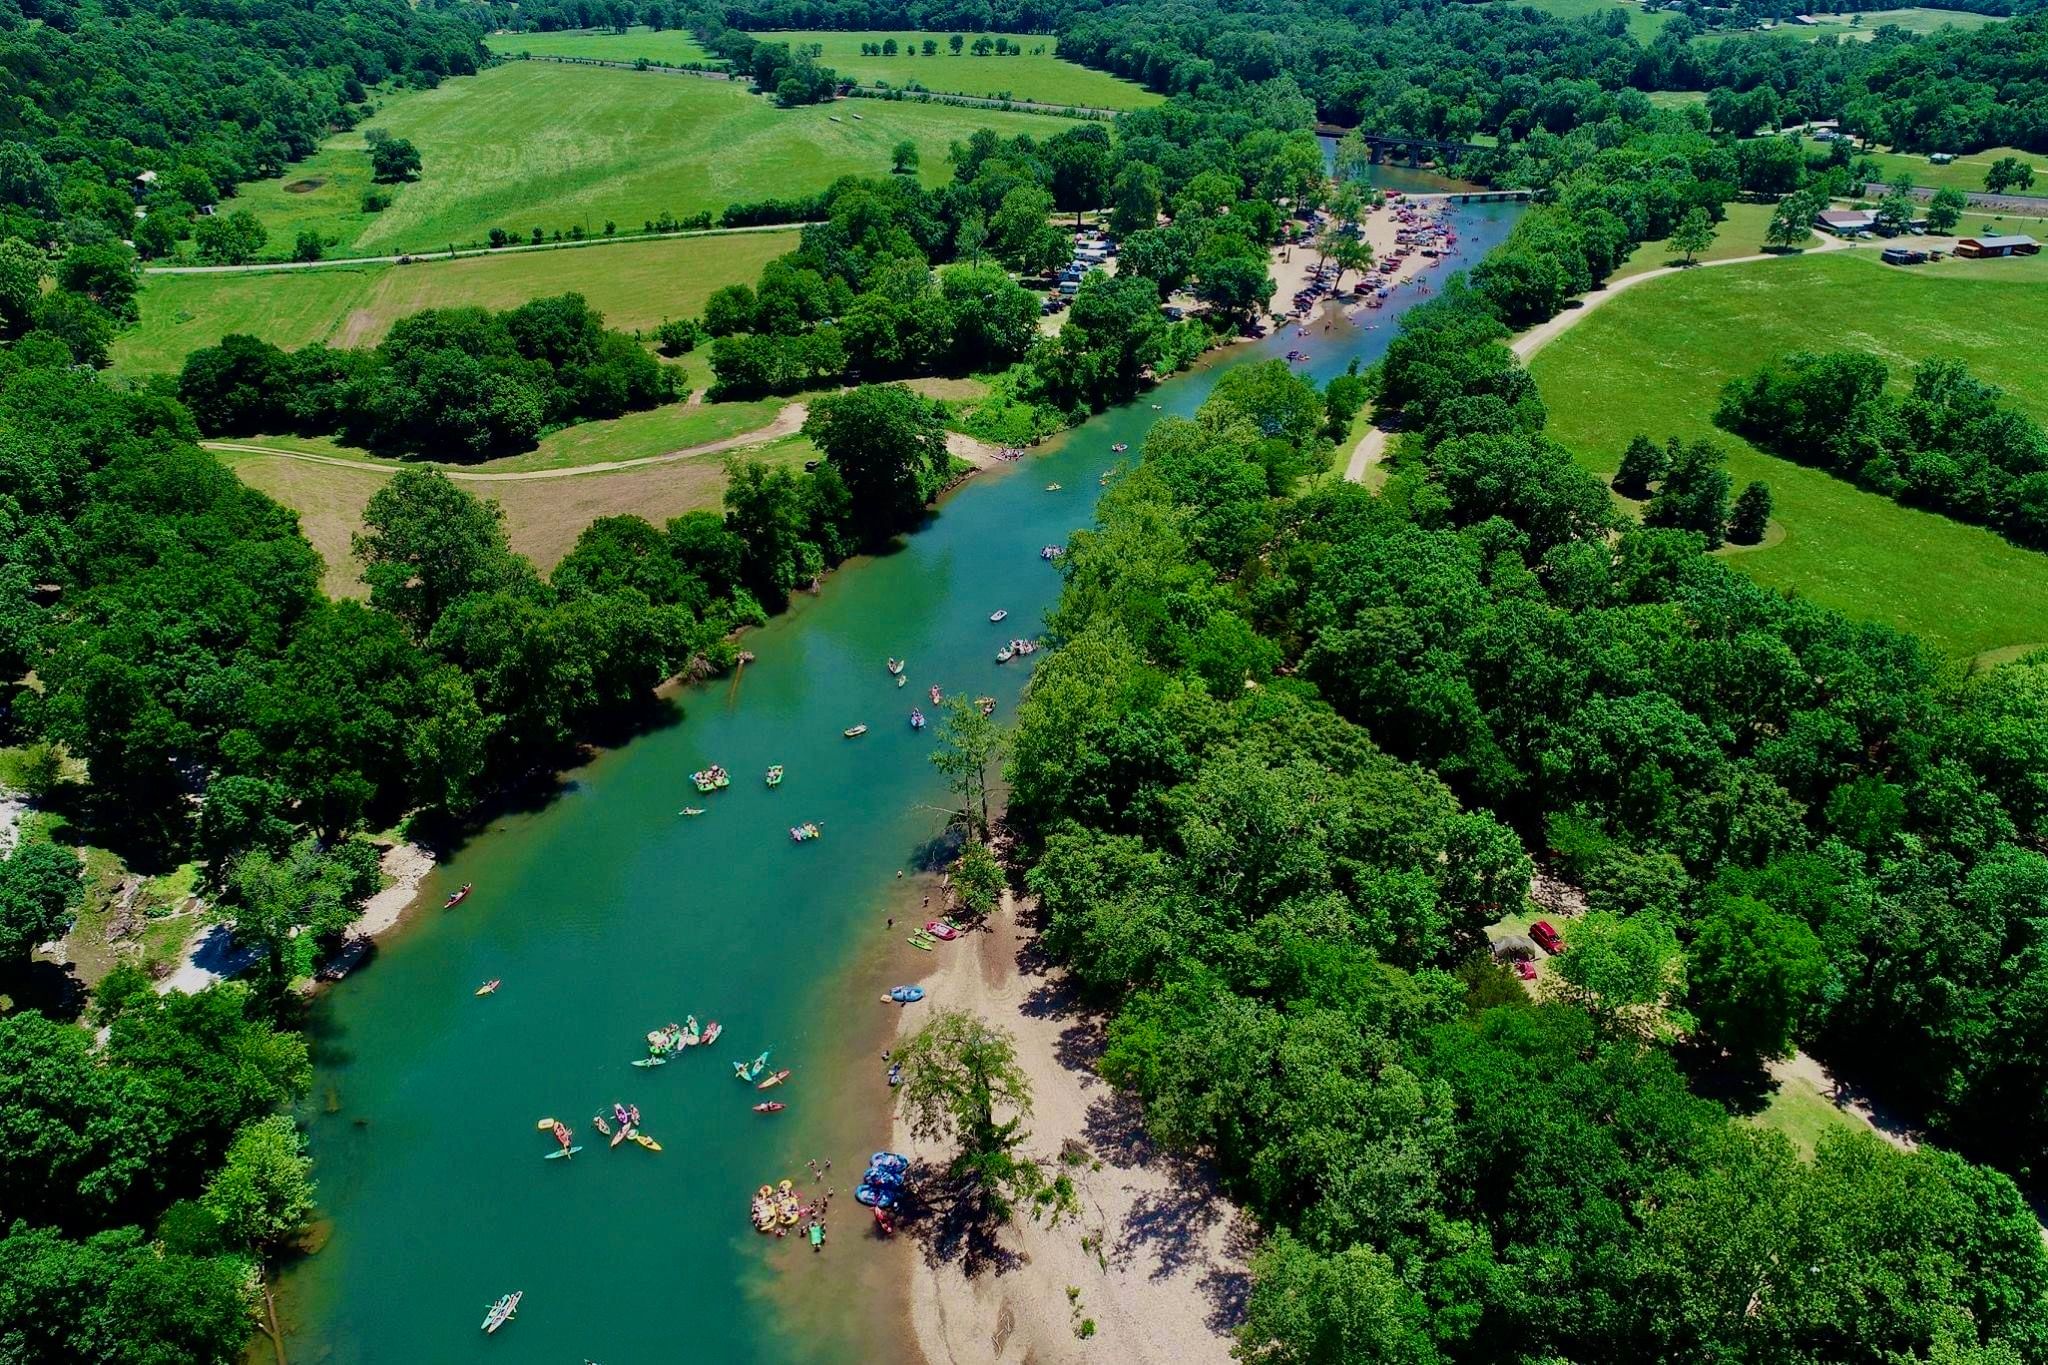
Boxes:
[757,1185,772,1199]
[778,1179,794,1193]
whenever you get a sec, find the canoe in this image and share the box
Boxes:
[593,1116,610,1136]
[756,1068,792,1090]
[482,1291,521,1334]
[843,725,868,738]
[632,1132,662,1152]
[610,1125,631,1148]
[753,1101,786,1113]
[443,883,473,910]
[475,979,500,996]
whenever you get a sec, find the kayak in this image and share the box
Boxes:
[631,1056,667,1068]
[843,725,868,738]
[680,807,706,817]
[543,1145,584,1160]
[701,1021,722,1045]
[886,658,905,675]
[907,935,934,951]
[989,609,1008,622]
[735,1050,770,1081]
[753,1101,785,1113]
[443,883,473,910]
[611,1125,631,1148]
[632,1132,662,1152]
[475,979,500,996]
[482,1291,521,1334]
[593,1115,611,1137]
[756,1068,792,1090]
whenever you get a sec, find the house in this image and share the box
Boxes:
[1815,208,1876,235]
[1955,235,2040,259]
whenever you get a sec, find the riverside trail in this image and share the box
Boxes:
[275,196,1523,1365]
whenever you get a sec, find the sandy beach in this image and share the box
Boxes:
[352,840,437,937]
[1269,193,1457,326]
[891,890,1249,1365]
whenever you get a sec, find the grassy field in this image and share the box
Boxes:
[747,30,1161,108]
[1861,145,2041,194]
[220,428,815,596]
[1613,200,1777,279]
[1708,6,2004,41]
[1530,249,2048,659]
[233,62,1073,257]
[484,26,712,64]
[117,229,798,375]
[1645,90,1707,110]
[1494,0,1675,41]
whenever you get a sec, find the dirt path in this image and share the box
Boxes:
[143,221,816,276]
[1343,235,1875,484]
[896,894,1249,1365]
[203,403,808,482]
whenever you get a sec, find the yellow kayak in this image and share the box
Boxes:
[632,1132,663,1152]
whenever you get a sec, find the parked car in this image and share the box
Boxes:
[1530,920,1565,955]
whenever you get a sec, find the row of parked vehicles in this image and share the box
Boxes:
[1042,228,1118,313]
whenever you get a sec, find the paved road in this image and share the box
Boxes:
[143,221,814,277]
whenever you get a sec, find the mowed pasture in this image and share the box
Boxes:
[1707,6,2005,41]
[117,229,798,375]
[1529,249,2048,659]
[484,25,713,64]
[234,61,1075,257]
[747,30,1162,108]
[1490,0,1675,41]
[1860,145,2042,194]
[219,430,815,597]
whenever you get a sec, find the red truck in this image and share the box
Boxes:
[1530,920,1565,955]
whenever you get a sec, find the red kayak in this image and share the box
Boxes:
[874,1207,895,1236]
[443,883,473,909]
[752,1102,785,1114]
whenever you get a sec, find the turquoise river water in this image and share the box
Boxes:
[276,191,1521,1365]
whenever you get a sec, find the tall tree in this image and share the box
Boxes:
[800,384,951,546]
[353,469,528,638]
[894,1010,1073,1224]
[931,695,1006,838]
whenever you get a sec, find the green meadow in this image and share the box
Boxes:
[483,25,713,64]
[232,61,1073,257]
[1493,0,1675,41]
[1530,249,2048,658]
[747,30,1162,108]
[1860,145,2042,193]
[1706,6,2004,41]
[118,229,798,375]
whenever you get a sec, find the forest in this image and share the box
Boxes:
[177,294,678,459]
[1002,102,2048,1361]
[1717,350,2048,550]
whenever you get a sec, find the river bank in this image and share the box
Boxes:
[890,890,1248,1365]
[271,197,1526,1365]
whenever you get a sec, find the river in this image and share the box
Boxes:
[275,192,1522,1365]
